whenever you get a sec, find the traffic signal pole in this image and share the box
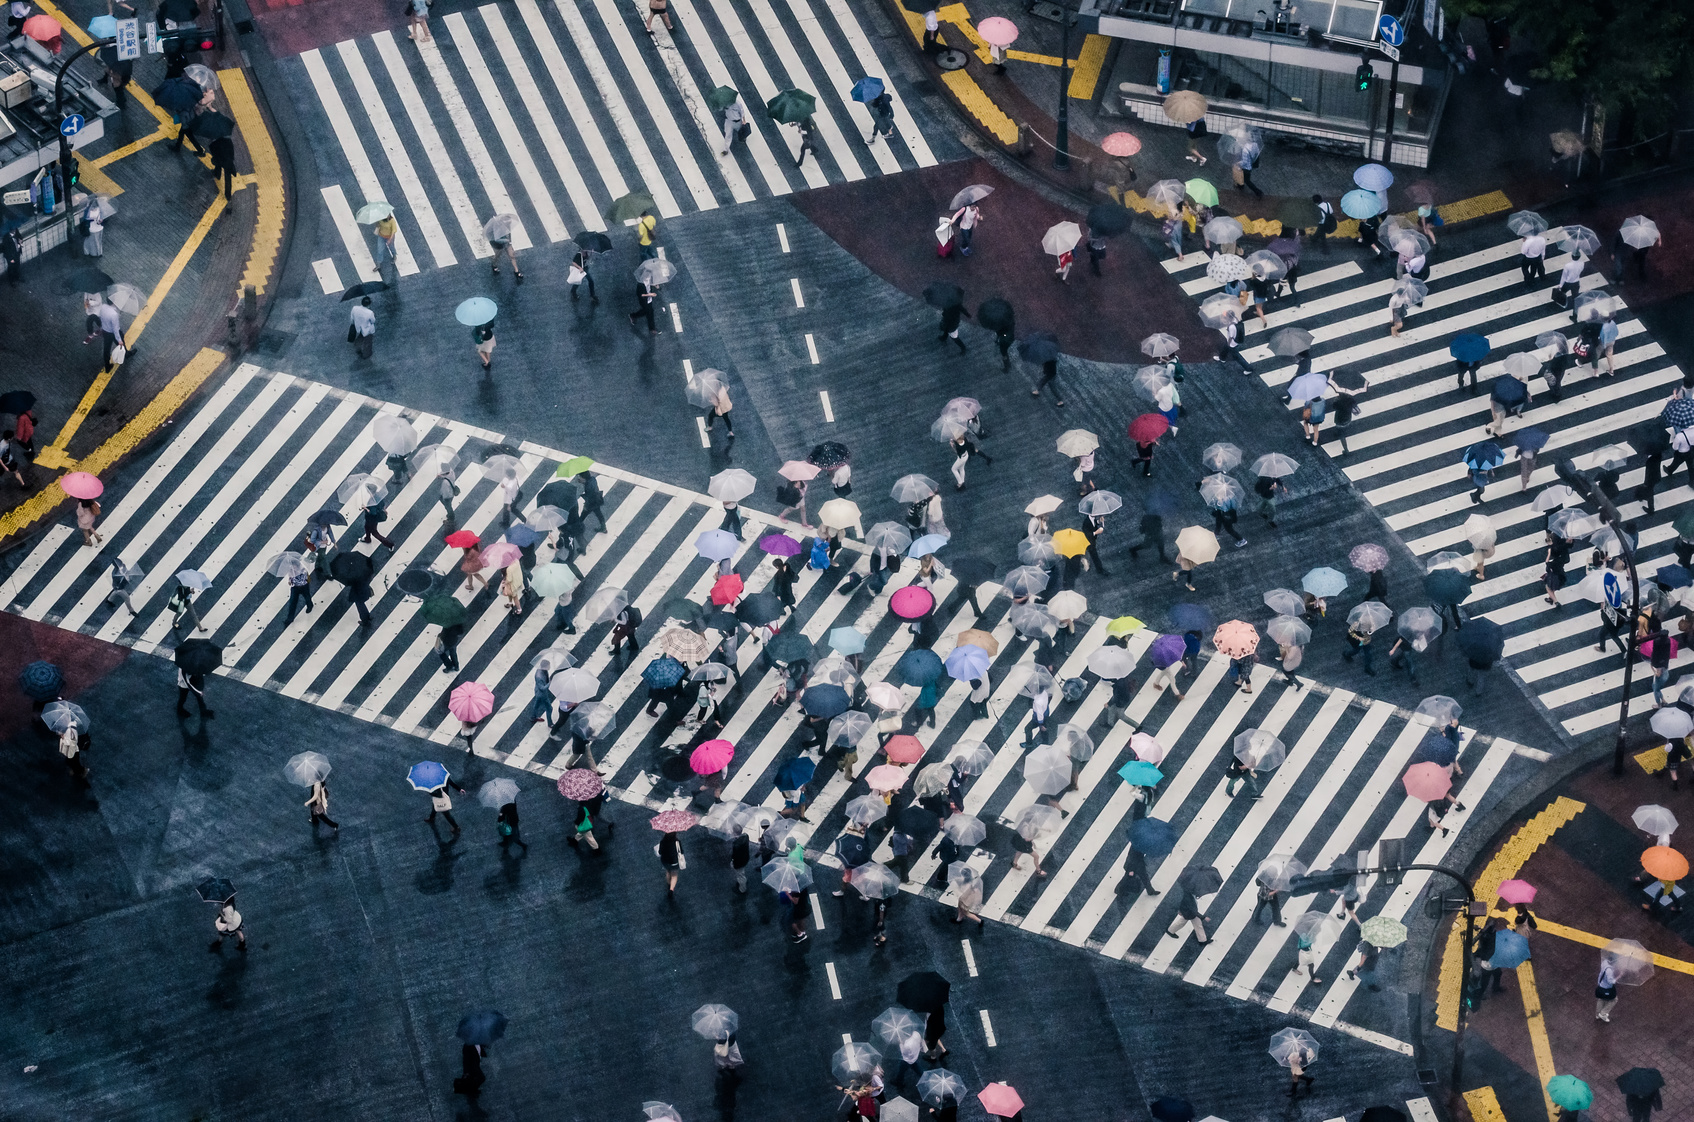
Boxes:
[1381,57,1401,164]
[53,37,111,253]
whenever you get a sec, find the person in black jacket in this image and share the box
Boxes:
[937,302,970,355]
[455,1043,486,1096]
[497,801,527,852]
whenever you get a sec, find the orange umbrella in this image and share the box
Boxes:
[1212,620,1260,658]
[1052,528,1089,557]
[957,628,999,656]
[1642,845,1689,881]
[883,735,925,763]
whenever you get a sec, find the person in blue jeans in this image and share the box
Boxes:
[1644,626,1673,705]
[1343,623,1376,675]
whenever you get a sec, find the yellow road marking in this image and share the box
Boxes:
[0,348,224,539]
[1066,34,1109,99]
[89,127,172,169]
[1463,1087,1509,1122]
[74,160,123,198]
[31,0,173,131]
[1535,918,1694,975]
[1515,961,1561,1122]
[1435,796,1585,1031]
[941,71,1019,144]
[220,67,287,296]
[1636,746,1667,773]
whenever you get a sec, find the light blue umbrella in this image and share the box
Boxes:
[694,528,740,561]
[455,296,497,326]
[1489,929,1531,968]
[1118,760,1164,786]
[829,627,866,655]
[943,644,991,680]
[407,760,450,791]
[907,534,949,557]
[1302,566,1348,597]
[1353,163,1393,192]
[88,14,117,36]
[1340,189,1381,220]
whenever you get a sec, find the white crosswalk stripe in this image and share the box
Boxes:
[10,367,1531,1041]
[294,0,939,282]
[1170,229,1685,736]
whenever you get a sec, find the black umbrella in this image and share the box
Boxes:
[1631,420,1671,456]
[159,0,199,22]
[1331,368,1368,392]
[801,684,850,718]
[456,1010,508,1045]
[1017,331,1060,364]
[574,231,613,253]
[1085,204,1131,237]
[174,638,223,676]
[766,629,813,663]
[1178,864,1223,895]
[329,552,375,585]
[896,970,951,1013]
[1423,569,1471,606]
[837,834,870,868]
[151,77,202,115]
[666,598,706,625]
[0,390,36,415]
[189,112,235,141]
[1616,1068,1664,1097]
[1148,1097,1195,1122]
[340,281,389,301]
[1457,619,1504,662]
[60,267,114,294]
[1359,1109,1406,1122]
[808,441,851,470]
[537,480,579,511]
[923,282,963,310]
[736,592,784,627]
[308,509,348,528]
[949,553,996,585]
[898,804,937,833]
[703,609,740,634]
[195,876,236,903]
[396,568,436,597]
[976,298,1014,333]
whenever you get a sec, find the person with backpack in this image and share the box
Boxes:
[775,476,809,526]
[866,90,896,143]
[608,605,642,658]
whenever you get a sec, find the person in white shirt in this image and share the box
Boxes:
[1519,232,1546,282]
[719,97,747,156]
[349,297,375,359]
[921,8,939,52]
[951,203,981,256]
[499,469,522,521]
[1558,251,1585,313]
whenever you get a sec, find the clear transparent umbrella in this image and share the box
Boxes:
[1621,216,1660,249]
[1202,442,1242,472]
[1251,453,1300,479]
[1268,1027,1319,1067]
[891,474,939,503]
[1347,601,1393,634]
[872,1006,925,1046]
[1256,853,1308,891]
[373,415,420,455]
[1203,216,1244,244]
[692,1003,738,1041]
[942,813,987,846]
[1264,588,1305,616]
[1233,728,1287,769]
[1603,938,1654,985]
[1398,608,1443,649]
[1053,723,1095,760]
[1023,746,1071,795]
[829,711,873,747]
[685,368,727,408]
[478,777,520,808]
[1015,804,1063,840]
[915,761,956,798]
[918,1069,967,1106]
[951,742,994,774]
[846,794,889,826]
[283,751,331,786]
[1266,615,1310,645]
[832,1041,882,1084]
[1506,210,1547,236]
[1141,332,1181,358]
[337,473,387,505]
[850,862,902,899]
[569,701,617,740]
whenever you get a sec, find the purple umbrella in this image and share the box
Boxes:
[759,533,803,557]
[1150,633,1186,669]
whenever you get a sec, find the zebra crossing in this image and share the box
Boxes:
[1165,230,1687,738]
[0,365,1532,1040]
[291,0,939,291]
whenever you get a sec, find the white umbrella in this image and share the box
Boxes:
[1024,494,1064,516]
[1087,646,1135,679]
[1047,590,1087,621]
[477,777,520,808]
[105,282,145,314]
[1464,514,1497,550]
[1633,804,1678,840]
[1620,216,1660,249]
[1041,221,1082,256]
[1023,745,1071,795]
[1650,708,1693,738]
[1205,252,1250,283]
[708,469,756,502]
[1055,429,1099,457]
[413,444,460,475]
[549,667,600,703]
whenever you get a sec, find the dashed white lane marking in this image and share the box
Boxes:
[791,277,805,308]
[962,938,978,977]
[312,259,342,295]
[979,1009,997,1046]
[826,961,842,999]
[810,889,827,929]
[777,222,790,253]
[805,333,819,364]
[695,416,710,448]
[820,391,834,422]
[669,303,683,333]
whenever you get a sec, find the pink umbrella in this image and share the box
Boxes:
[866,764,908,792]
[711,572,745,605]
[883,735,925,763]
[1100,132,1142,157]
[1130,732,1166,763]
[1402,761,1453,802]
[1349,542,1389,572]
[976,15,1018,46]
[690,739,735,775]
[779,460,821,481]
[1497,879,1537,905]
[978,1083,1025,1118]
[556,768,605,800]
[890,585,934,619]
[447,681,496,722]
[480,541,522,569]
[59,472,103,500]
[651,809,700,832]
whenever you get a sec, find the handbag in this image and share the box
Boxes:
[497,820,513,836]
[348,323,358,343]
[109,344,126,365]
[567,263,586,284]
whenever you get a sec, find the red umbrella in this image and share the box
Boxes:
[447,681,495,722]
[445,530,479,548]
[22,14,63,49]
[555,768,604,801]
[890,585,934,619]
[1402,761,1453,802]
[650,809,700,832]
[690,739,735,774]
[710,573,745,605]
[883,735,925,763]
[1129,413,1170,444]
[1100,131,1141,157]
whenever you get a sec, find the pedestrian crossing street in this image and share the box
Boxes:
[0,365,1534,1044]
[293,0,939,290]
[1166,231,1686,737]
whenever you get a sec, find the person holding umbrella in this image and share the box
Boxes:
[629,276,659,335]
[933,289,970,354]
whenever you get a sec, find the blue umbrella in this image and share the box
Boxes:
[1353,163,1394,191]
[801,684,851,718]
[1515,426,1549,453]
[1127,817,1176,855]
[1416,730,1458,766]
[1489,929,1531,968]
[829,627,866,655]
[1656,565,1692,590]
[503,523,543,547]
[907,534,949,557]
[1302,567,1348,597]
[775,756,816,790]
[1665,398,1694,430]
[642,656,687,689]
[1169,602,1213,633]
[88,13,117,35]
[18,660,63,700]
[1119,760,1164,786]
[1490,378,1528,407]
[944,644,991,680]
[151,77,203,116]
[893,648,944,686]
[1463,441,1505,471]
[694,528,740,561]
[1450,334,1490,363]
[1457,619,1505,663]
[837,833,871,867]
[455,296,498,326]
[1340,189,1381,219]
[407,760,450,791]
[457,1010,508,1045]
[851,76,885,103]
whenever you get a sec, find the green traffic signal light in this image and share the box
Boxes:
[1355,63,1372,92]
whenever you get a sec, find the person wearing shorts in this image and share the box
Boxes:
[473,323,495,371]
[645,0,672,32]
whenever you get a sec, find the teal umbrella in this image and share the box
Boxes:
[455,297,497,326]
[706,85,739,111]
[1545,1076,1592,1111]
[766,89,816,124]
[1118,760,1164,786]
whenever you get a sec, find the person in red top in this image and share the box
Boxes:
[13,409,34,457]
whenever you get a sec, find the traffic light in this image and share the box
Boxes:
[60,151,79,193]
[1377,837,1405,885]
[1355,61,1373,92]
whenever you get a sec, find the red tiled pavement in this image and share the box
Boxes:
[0,613,129,741]
[249,0,400,58]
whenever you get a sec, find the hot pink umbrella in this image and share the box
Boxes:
[1497,879,1537,905]
[710,572,745,605]
[556,768,605,800]
[690,739,735,775]
[1402,761,1453,802]
[978,1083,1025,1118]
[1101,132,1142,157]
[448,681,495,722]
[976,15,1018,46]
[866,764,908,792]
[480,541,522,569]
[651,809,700,832]
[59,472,103,500]
[890,585,934,619]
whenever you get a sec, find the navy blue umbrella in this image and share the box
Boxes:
[1169,603,1214,633]
[151,77,202,115]
[1449,333,1490,363]
[1463,441,1505,471]
[1665,398,1694,430]
[1143,486,1180,516]
[18,660,62,700]
[641,656,687,689]
[504,523,544,547]
[1149,1097,1195,1122]
[1514,426,1549,453]
[1127,817,1176,855]
[1416,730,1458,766]
[1656,565,1692,590]
[837,834,871,868]
[1423,569,1471,606]
[892,648,944,686]
[456,1011,507,1045]
[1017,331,1061,364]
[775,756,816,790]
[1457,619,1505,662]
[1489,378,1527,407]
[801,684,850,718]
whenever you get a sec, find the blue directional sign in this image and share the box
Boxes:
[1377,13,1404,45]
[60,114,85,138]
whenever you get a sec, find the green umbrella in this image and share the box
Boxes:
[1546,1076,1592,1111]
[421,595,468,627]
[706,85,739,112]
[605,190,656,224]
[1675,510,1694,541]
[1184,178,1219,207]
[555,456,594,479]
[766,89,816,124]
[1358,916,1407,949]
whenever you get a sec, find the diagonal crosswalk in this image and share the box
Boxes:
[295,0,938,292]
[1167,230,1688,737]
[0,366,1532,1041]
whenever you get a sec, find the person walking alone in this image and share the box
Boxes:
[284,563,314,624]
[658,829,683,892]
[569,247,597,302]
[1519,228,1546,283]
[305,778,338,833]
[703,380,734,441]
[76,497,102,546]
[210,899,247,952]
[951,201,981,257]
[866,90,896,144]
[425,778,466,835]
[349,296,375,359]
[937,301,969,354]
[719,94,749,155]
[473,321,496,371]
[489,228,523,281]
[794,116,818,168]
[629,279,660,335]
[105,558,137,615]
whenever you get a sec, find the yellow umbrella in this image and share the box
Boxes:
[1052,528,1089,557]
[957,628,1000,656]
[1105,616,1145,637]
[1175,526,1220,564]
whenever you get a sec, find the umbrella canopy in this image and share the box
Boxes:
[1560,225,1601,255]
[866,764,909,792]
[1340,189,1381,219]
[1402,761,1453,802]
[1002,565,1050,598]
[1354,162,1393,191]
[765,87,816,123]
[1009,604,1057,639]
[1182,178,1218,208]
[1127,816,1176,856]
[1269,1027,1319,1067]
[1022,746,1070,795]
[1266,615,1311,645]
[1130,413,1171,445]
[799,682,850,717]
[940,813,987,847]
[1620,215,1660,249]
[407,760,450,792]
[1417,730,1458,767]
[1546,1076,1592,1112]
[1506,209,1548,235]
[709,572,745,606]
[1087,646,1136,680]
[1041,221,1082,256]
[918,1069,967,1106]
[1642,845,1688,880]
[1078,489,1122,516]
[328,552,374,586]
[448,682,495,723]
[947,183,993,210]
[174,639,222,676]
[41,700,90,735]
[1051,529,1089,558]
[1256,854,1308,891]
[950,742,994,775]
[1485,928,1530,968]
[1055,430,1099,459]
[642,656,689,690]
[1097,129,1140,156]
[1264,588,1305,616]
[1457,619,1505,662]
[477,777,520,810]
[845,793,890,828]
[548,667,601,704]
[1018,332,1061,364]
[1302,567,1347,597]
[761,859,812,893]
[1199,442,1242,473]
[650,809,700,833]
[891,473,939,503]
[883,734,925,764]
[1053,723,1094,761]
[1251,452,1300,479]
[978,1084,1024,1117]
[569,701,617,740]
[897,970,951,1013]
[1213,620,1259,658]
[1422,569,1470,607]
[945,644,992,680]
[454,297,497,327]
[283,751,332,786]
[707,467,756,502]
[556,768,605,801]
[1206,252,1250,283]
[890,585,934,620]
[1179,864,1224,896]
[923,281,963,311]
[1347,601,1392,635]
[528,564,580,599]
[196,876,237,903]
[1266,327,1314,358]
[1495,878,1536,904]
[1233,728,1286,769]
[865,523,914,556]
[1359,915,1408,949]
[1617,1069,1665,1098]
[1118,760,1164,787]
[1650,708,1693,739]
[1633,805,1678,839]
[1174,526,1219,564]
[1163,89,1208,123]
[1197,293,1243,329]
[690,738,735,775]
[1202,216,1244,245]
[695,529,741,563]
[705,85,740,112]
[1086,203,1131,237]
[58,472,104,500]
[606,190,657,223]
[420,595,468,627]
[62,267,114,295]
[816,498,861,531]
[828,1040,881,1084]
[581,587,631,623]
[692,1003,738,1041]
[1140,334,1182,361]
[1246,248,1288,281]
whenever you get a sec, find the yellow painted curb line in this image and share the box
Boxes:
[1463,1086,1509,1122]
[1534,917,1694,975]
[32,0,173,131]
[1434,795,1585,1032]
[1514,960,1561,1122]
[0,348,225,540]
[1067,33,1109,100]
[1635,745,1667,774]
[941,71,1019,145]
[220,67,287,296]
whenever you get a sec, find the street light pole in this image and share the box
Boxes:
[1054,0,1071,170]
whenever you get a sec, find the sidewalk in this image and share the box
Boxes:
[0,0,287,547]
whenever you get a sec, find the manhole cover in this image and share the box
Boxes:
[935,48,970,71]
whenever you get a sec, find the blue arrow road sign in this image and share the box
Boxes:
[1377,14,1404,45]
[60,114,85,137]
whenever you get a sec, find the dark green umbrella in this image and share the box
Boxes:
[174,639,222,676]
[1423,569,1471,606]
[1276,198,1323,228]
[766,89,816,124]
[421,595,468,627]
[766,629,813,663]
[735,593,784,627]
[1674,510,1694,541]
[706,85,739,112]
[605,190,656,224]
[666,598,705,625]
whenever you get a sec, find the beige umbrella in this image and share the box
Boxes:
[1047,590,1087,621]
[1024,494,1064,516]
[1055,429,1098,457]
[1549,130,1584,157]
[816,498,861,532]
[1163,90,1208,124]
[956,628,999,656]
[1175,526,1220,564]
[1041,221,1082,256]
